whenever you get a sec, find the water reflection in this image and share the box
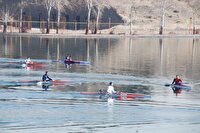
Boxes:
[2,36,8,56]
[42,84,50,91]
[0,36,200,80]
[56,38,60,61]
[159,39,164,76]
[19,36,22,57]
[46,38,50,59]
[1,36,200,133]
[107,102,114,121]
[171,87,182,96]
[65,63,72,69]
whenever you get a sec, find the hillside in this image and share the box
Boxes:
[1,0,200,35]
[107,0,200,34]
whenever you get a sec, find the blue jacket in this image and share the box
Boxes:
[42,74,52,81]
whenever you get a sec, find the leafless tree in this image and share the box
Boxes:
[85,0,93,34]
[1,10,9,34]
[154,0,172,35]
[54,0,71,34]
[41,0,55,34]
[93,0,110,34]
[129,1,137,35]
[159,0,166,35]
[0,0,17,34]
[18,0,29,33]
[187,0,200,34]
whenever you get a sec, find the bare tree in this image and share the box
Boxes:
[54,0,71,34]
[85,0,93,34]
[157,0,180,35]
[2,10,9,34]
[129,2,137,35]
[159,0,166,35]
[93,0,110,34]
[18,0,29,33]
[41,0,55,34]
[187,0,200,34]
[0,0,17,34]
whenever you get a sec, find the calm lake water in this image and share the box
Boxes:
[0,36,200,133]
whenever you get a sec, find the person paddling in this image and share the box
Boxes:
[25,57,33,64]
[172,75,182,85]
[42,71,52,82]
[65,55,72,62]
[107,82,116,95]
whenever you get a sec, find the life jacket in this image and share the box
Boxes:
[174,78,182,85]
[43,74,50,81]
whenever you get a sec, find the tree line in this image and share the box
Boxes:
[0,0,110,34]
[0,0,199,35]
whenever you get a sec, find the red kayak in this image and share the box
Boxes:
[37,80,68,86]
[0,60,45,68]
[80,91,147,100]
[22,62,45,69]
[17,79,68,86]
[118,92,145,99]
[49,80,68,85]
[24,62,44,66]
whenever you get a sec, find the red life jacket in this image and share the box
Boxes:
[174,78,182,84]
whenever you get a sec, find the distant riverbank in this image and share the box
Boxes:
[1,32,200,39]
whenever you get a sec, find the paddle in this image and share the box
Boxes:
[193,82,200,86]
[51,60,63,62]
[164,83,172,87]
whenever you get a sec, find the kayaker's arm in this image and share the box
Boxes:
[48,76,52,81]
[172,78,175,84]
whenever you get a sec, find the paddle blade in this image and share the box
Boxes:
[165,83,171,87]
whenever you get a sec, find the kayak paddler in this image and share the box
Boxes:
[107,82,116,95]
[42,71,52,82]
[172,75,182,85]
[65,55,72,62]
[25,57,33,64]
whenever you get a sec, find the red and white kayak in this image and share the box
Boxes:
[22,62,44,67]
[117,92,146,100]
[80,91,148,100]
[16,79,68,86]
[37,80,68,86]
